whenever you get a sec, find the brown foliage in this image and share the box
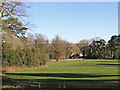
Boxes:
[2,65,28,73]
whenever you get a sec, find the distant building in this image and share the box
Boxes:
[69,53,83,59]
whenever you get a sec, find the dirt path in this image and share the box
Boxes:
[50,58,84,62]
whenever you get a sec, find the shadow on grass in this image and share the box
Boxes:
[2,77,119,89]
[94,61,111,62]
[5,73,120,78]
[2,73,119,89]
[93,60,119,63]
[97,64,120,66]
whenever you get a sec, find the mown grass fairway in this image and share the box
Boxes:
[3,59,119,89]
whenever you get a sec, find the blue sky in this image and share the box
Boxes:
[26,2,118,43]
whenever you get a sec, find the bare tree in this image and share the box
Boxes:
[76,39,89,58]
[0,0,29,37]
[0,0,26,19]
[51,35,64,61]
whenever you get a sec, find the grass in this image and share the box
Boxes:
[2,59,119,89]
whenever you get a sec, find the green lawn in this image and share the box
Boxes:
[3,59,119,89]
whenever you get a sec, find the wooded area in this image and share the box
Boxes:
[0,0,120,67]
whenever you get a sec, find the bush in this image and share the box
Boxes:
[2,42,48,67]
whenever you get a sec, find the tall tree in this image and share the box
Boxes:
[51,35,63,61]
[76,39,89,58]
[107,35,118,59]
[87,39,106,59]
[0,0,29,39]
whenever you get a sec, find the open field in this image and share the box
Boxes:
[2,59,119,89]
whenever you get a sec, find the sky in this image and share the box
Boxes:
[25,2,118,43]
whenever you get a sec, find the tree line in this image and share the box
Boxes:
[1,0,120,67]
[2,32,120,67]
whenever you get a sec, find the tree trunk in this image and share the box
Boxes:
[56,59,58,62]
[111,51,113,59]
[83,50,85,58]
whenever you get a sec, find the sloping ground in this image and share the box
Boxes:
[2,59,119,89]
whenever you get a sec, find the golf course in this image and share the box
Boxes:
[2,59,119,89]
